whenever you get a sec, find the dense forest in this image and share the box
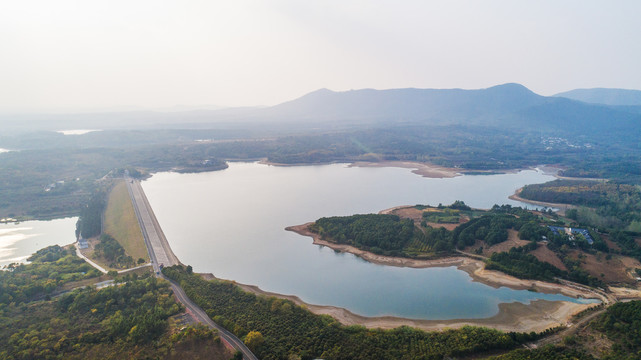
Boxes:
[0,246,230,360]
[520,180,641,231]
[491,346,595,360]
[0,246,99,304]
[309,204,608,287]
[310,214,417,255]
[591,301,641,359]
[93,234,135,269]
[310,204,551,256]
[163,265,550,360]
[75,187,107,239]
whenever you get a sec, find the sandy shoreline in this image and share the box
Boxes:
[349,160,461,179]
[200,221,604,333]
[509,187,574,215]
[258,159,462,179]
[229,275,593,333]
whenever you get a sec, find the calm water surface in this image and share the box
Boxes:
[142,162,593,320]
[0,217,77,267]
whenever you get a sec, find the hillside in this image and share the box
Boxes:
[244,83,641,133]
[555,88,641,106]
[3,84,641,135]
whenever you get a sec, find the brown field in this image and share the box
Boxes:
[568,250,640,284]
[390,206,469,230]
[425,222,461,230]
[465,230,529,256]
[103,180,148,262]
[601,233,622,251]
[530,244,567,271]
[390,206,425,221]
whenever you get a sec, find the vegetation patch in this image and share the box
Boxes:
[0,246,100,304]
[163,265,551,360]
[0,246,229,360]
[93,234,135,269]
[103,180,147,263]
[520,180,641,231]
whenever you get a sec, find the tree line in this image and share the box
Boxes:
[162,265,559,360]
[0,246,229,360]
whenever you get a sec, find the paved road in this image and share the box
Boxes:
[74,243,108,273]
[127,179,179,269]
[126,178,259,360]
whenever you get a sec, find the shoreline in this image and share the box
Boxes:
[258,158,462,179]
[258,160,558,180]
[509,187,574,215]
[348,161,461,179]
[226,275,593,333]
[270,222,606,333]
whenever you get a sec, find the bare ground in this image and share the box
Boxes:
[465,230,530,256]
[602,233,622,251]
[389,205,469,230]
[568,250,640,284]
[608,286,641,300]
[530,244,568,271]
[349,161,460,179]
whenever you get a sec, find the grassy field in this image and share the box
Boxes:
[103,180,149,263]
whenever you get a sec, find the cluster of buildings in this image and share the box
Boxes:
[548,226,594,245]
[540,136,592,151]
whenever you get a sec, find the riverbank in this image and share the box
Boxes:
[509,187,574,215]
[227,275,592,333]
[349,160,461,178]
[259,159,462,179]
[278,222,605,332]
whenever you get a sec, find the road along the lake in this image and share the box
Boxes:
[127,178,259,360]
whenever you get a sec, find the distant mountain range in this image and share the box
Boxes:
[554,88,641,106]
[253,83,641,132]
[2,84,640,134]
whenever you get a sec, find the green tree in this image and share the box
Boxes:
[244,331,264,350]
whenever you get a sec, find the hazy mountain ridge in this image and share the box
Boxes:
[262,83,641,132]
[263,83,546,123]
[555,88,641,106]
[2,84,640,134]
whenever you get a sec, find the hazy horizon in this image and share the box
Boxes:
[2,1,640,112]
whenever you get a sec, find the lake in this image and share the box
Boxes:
[0,217,78,268]
[56,129,102,135]
[142,162,593,320]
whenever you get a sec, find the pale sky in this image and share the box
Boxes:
[1,0,640,112]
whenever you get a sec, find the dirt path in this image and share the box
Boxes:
[531,307,606,348]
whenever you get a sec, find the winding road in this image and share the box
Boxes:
[126,178,259,360]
